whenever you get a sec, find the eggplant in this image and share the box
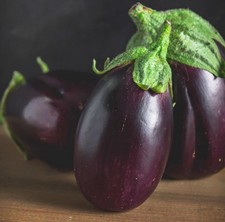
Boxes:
[1,70,98,169]
[74,65,173,211]
[126,3,225,179]
[164,62,225,179]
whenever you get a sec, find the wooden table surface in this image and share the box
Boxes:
[0,127,225,222]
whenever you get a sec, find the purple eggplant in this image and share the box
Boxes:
[126,3,225,179]
[2,70,98,169]
[164,62,225,179]
[74,65,173,211]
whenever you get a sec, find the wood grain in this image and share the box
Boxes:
[0,127,225,222]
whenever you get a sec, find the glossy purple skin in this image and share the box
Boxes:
[4,70,98,169]
[165,63,225,179]
[74,66,173,211]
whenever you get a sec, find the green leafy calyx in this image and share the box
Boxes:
[127,2,225,78]
[93,21,172,93]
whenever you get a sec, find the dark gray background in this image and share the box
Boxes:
[1,0,225,97]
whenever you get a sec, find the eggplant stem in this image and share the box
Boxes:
[36,57,50,73]
[92,59,107,75]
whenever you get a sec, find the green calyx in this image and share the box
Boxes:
[0,72,26,158]
[133,21,172,92]
[0,71,26,124]
[0,72,30,159]
[93,3,225,92]
[127,2,225,78]
[93,21,172,93]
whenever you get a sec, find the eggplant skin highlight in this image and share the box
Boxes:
[165,62,225,179]
[74,65,173,211]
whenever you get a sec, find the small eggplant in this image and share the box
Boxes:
[0,60,99,170]
[74,22,173,211]
[74,65,173,211]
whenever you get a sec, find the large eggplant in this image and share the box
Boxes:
[165,62,225,179]
[74,65,173,211]
[126,3,225,179]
